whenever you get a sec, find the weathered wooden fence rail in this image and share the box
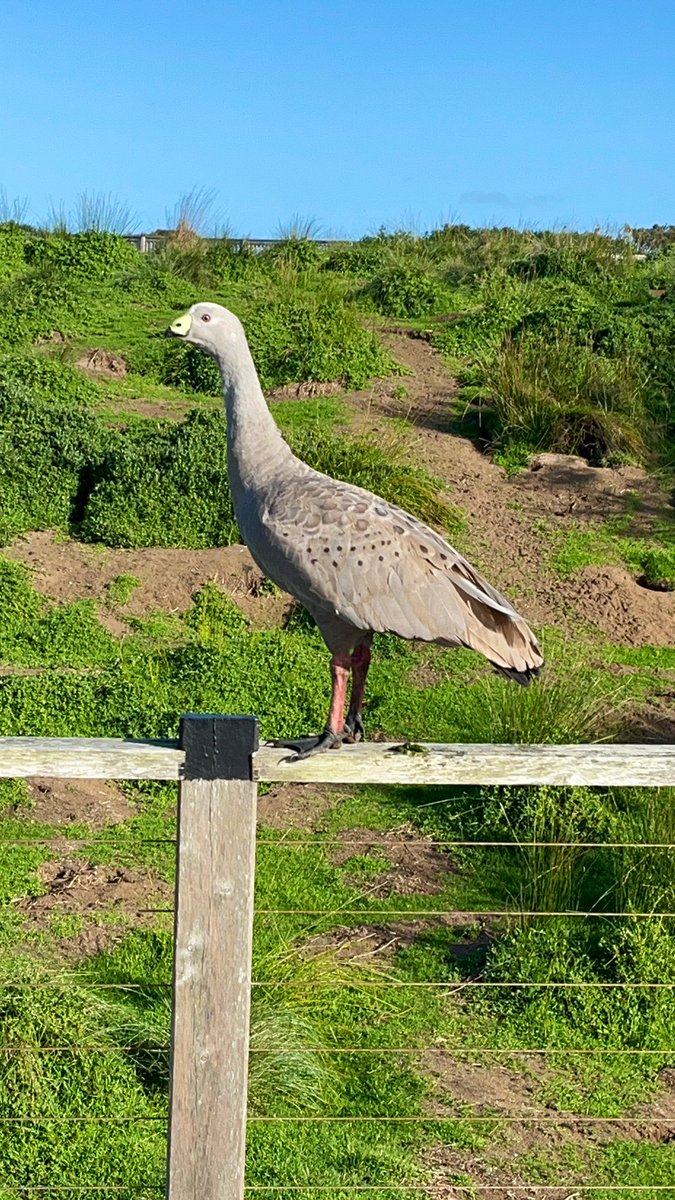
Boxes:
[0,717,673,1200]
[1,732,673,786]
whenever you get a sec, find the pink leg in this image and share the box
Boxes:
[346,642,372,741]
[327,653,352,735]
[271,652,352,759]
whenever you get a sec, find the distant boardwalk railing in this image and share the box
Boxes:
[1,718,673,1200]
[124,234,345,254]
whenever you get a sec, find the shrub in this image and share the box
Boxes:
[0,223,30,282]
[0,351,100,406]
[159,340,222,395]
[25,230,137,281]
[323,236,393,276]
[204,238,261,283]
[367,264,449,318]
[242,293,392,390]
[0,380,107,544]
[0,273,83,346]
[80,410,236,549]
[261,236,324,271]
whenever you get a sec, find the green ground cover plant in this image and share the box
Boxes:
[0,216,673,1194]
[0,380,454,550]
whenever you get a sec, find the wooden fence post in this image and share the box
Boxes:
[166,714,259,1200]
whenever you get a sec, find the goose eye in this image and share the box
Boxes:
[201,314,211,323]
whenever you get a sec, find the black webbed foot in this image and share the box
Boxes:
[271,729,345,761]
[344,711,365,743]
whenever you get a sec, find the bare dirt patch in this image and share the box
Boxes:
[331,825,459,896]
[423,1048,675,1197]
[513,452,671,528]
[257,783,346,831]
[21,778,137,829]
[17,858,172,959]
[305,916,486,966]
[7,531,291,629]
[566,566,675,648]
[76,348,129,378]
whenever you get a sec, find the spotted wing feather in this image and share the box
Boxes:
[261,470,543,678]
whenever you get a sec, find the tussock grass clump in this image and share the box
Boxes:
[93,933,335,1115]
[464,658,626,745]
[480,335,650,465]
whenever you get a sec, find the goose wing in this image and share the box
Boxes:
[263,471,543,679]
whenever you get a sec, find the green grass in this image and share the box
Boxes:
[548,520,675,589]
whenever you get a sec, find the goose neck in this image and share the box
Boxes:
[216,347,290,490]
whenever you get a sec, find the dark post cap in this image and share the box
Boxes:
[179,714,259,781]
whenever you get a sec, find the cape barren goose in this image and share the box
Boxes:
[169,302,544,757]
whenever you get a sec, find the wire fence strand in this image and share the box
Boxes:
[2,1188,675,1195]
[4,1190,673,1196]
[2,836,673,849]
[1,1045,672,1056]
[256,838,675,850]
[246,1115,675,1124]
[2,1115,674,1125]
[254,908,675,919]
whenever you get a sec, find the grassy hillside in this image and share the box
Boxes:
[0,218,674,1196]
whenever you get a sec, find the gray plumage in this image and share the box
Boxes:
[169,302,543,752]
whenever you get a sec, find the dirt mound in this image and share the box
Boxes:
[7,531,291,629]
[257,782,344,830]
[514,452,671,526]
[566,565,675,647]
[22,778,137,828]
[77,348,129,378]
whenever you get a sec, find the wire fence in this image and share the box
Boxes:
[1,724,674,1198]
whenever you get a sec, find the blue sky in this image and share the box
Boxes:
[1,0,673,236]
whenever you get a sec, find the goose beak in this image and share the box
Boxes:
[168,313,192,337]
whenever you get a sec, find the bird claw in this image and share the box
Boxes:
[344,711,365,743]
[271,730,344,761]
